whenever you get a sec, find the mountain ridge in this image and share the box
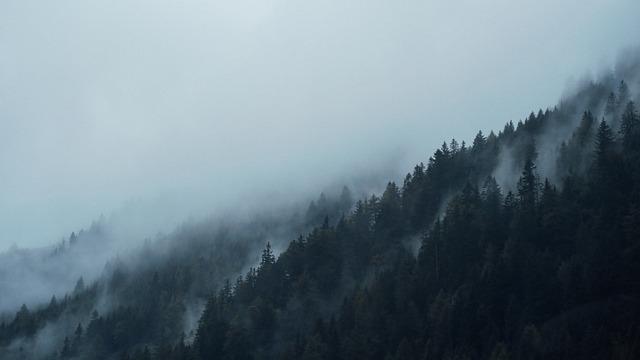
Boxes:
[1,55,640,359]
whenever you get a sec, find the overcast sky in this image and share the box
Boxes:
[1,0,639,248]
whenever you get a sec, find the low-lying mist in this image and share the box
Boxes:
[2,45,639,319]
[0,167,394,315]
[1,1,640,357]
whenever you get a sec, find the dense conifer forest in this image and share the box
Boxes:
[1,62,640,359]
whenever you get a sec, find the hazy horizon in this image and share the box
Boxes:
[2,0,640,248]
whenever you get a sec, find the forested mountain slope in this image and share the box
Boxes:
[2,58,640,359]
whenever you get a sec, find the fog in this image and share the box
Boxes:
[1,0,640,249]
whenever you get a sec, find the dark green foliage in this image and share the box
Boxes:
[194,296,229,359]
[621,102,640,160]
[177,84,640,359]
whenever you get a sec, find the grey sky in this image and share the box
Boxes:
[1,0,639,248]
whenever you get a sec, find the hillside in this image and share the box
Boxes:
[1,60,640,359]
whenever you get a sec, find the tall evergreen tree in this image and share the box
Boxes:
[517,157,539,209]
[594,120,615,168]
[617,80,630,108]
[605,92,617,118]
[620,101,639,151]
[194,296,228,360]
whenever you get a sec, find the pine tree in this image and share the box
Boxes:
[481,176,503,246]
[60,337,72,358]
[259,242,276,270]
[473,131,487,151]
[576,111,596,145]
[617,80,629,108]
[592,119,620,202]
[194,296,228,359]
[517,157,539,209]
[72,322,83,354]
[503,121,515,138]
[69,231,78,246]
[219,279,233,305]
[74,277,85,294]
[595,120,614,164]
[605,92,617,117]
[620,101,639,151]
[450,138,460,154]
[74,322,83,338]
[48,295,58,315]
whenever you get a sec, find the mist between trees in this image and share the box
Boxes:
[1,49,640,359]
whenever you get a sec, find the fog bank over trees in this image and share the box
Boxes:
[1,0,639,248]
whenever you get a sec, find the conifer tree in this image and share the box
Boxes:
[595,120,614,166]
[617,80,630,108]
[620,101,639,150]
[605,92,617,117]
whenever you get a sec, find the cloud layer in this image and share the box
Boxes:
[1,0,639,248]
